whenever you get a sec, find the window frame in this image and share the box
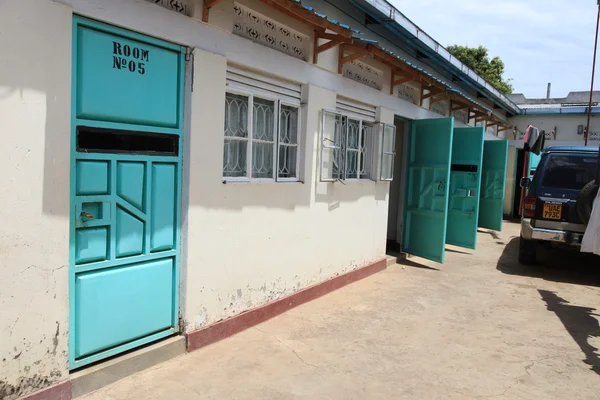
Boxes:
[277,100,302,182]
[320,109,376,182]
[380,123,396,181]
[223,86,301,183]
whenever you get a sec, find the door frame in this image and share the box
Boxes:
[68,16,186,369]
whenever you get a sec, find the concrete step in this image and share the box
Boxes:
[386,253,406,267]
[70,336,186,398]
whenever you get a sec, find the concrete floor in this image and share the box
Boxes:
[82,222,600,400]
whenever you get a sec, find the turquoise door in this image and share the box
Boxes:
[446,127,484,249]
[402,118,454,263]
[69,17,185,369]
[478,140,509,231]
[529,152,541,176]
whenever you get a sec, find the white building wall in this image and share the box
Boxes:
[183,47,391,330]
[508,114,600,148]
[0,0,71,397]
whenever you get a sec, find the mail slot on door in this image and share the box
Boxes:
[455,188,476,197]
[451,164,478,173]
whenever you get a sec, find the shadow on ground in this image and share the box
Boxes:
[539,290,600,376]
[497,237,600,287]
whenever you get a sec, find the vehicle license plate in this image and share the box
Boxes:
[543,203,562,220]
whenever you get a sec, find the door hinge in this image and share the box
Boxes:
[185,47,193,62]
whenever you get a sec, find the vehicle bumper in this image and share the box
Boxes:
[521,218,584,246]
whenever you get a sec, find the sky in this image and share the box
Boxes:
[389,0,599,99]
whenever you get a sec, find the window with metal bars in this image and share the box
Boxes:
[223,91,300,182]
[320,110,396,182]
[320,110,373,181]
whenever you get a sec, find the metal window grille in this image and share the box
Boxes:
[224,66,302,182]
[223,92,300,181]
[320,110,379,182]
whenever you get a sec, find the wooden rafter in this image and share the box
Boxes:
[498,125,513,132]
[258,0,352,37]
[421,87,444,101]
[313,30,351,64]
[430,94,448,104]
[337,44,371,74]
[202,0,224,22]
[389,70,416,95]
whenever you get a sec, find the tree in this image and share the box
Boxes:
[447,45,513,94]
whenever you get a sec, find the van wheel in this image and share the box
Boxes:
[519,236,537,265]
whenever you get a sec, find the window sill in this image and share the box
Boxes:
[223,179,303,185]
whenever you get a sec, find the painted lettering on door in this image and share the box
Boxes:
[112,41,149,75]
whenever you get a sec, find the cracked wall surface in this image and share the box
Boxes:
[0,0,71,398]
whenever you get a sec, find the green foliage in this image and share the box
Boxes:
[447,45,513,94]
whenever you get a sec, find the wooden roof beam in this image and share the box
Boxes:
[430,94,449,104]
[421,87,444,101]
[313,30,351,64]
[202,0,225,22]
[389,69,418,94]
[258,0,352,38]
[338,44,372,74]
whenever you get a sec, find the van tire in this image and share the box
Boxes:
[577,180,599,224]
[519,236,537,265]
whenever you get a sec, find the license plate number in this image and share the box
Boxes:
[543,203,562,220]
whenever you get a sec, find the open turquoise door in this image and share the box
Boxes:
[402,118,454,263]
[478,140,509,231]
[446,127,484,249]
[529,152,541,176]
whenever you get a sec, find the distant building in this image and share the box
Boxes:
[502,91,600,217]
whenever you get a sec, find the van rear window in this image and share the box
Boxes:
[541,154,597,190]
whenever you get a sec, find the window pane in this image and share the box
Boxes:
[382,124,396,153]
[253,97,275,141]
[381,154,394,180]
[280,105,299,144]
[346,119,360,150]
[223,139,247,177]
[346,150,358,178]
[224,93,248,138]
[252,141,274,178]
[541,154,597,190]
[323,111,343,147]
[321,147,341,181]
[360,123,372,178]
[278,145,297,178]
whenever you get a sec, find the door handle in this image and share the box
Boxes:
[80,212,94,220]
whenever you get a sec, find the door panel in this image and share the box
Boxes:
[529,152,541,176]
[478,140,509,231]
[402,118,454,263]
[75,25,181,127]
[446,127,484,249]
[74,258,175,358]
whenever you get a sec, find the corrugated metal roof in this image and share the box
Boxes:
[287,0,504,120]
[288,0,361,33]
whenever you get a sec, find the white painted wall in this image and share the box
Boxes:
[0,0,71,398]
[182,48,391,330]
[508,114,600,148]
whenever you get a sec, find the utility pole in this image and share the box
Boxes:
[585,0,600,146]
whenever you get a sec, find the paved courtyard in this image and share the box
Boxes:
[82,222,600,399]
